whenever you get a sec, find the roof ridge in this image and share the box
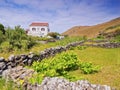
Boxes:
[30,22,49,26]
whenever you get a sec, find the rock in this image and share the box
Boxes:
[2,66,35,86]
[0,57,5,62]
[15,55,21,60]
[32,77,112,90]
[21,54,28,60]
[28,52,34,59]
[27,59,33,66]
[0,62,6,70]
[8,54,15,62]
[22,59,28,65]
[32,55,39,61]
[0,70,3,77]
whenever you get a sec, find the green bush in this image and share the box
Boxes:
[0,23,5,34]
[0,41,12,52]
[30,52,100,84]
[0,26,38,52]
[79,62,100,74]
[32,52,79,75]
[0,31,6,44]
[47,32,60,38]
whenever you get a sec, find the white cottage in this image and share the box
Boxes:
[27,22,50,37]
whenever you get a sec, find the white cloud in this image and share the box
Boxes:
[0,0,119,33]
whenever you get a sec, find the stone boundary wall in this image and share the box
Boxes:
[0,41,85,75]
[2,66,112,90]
[84,42,120,48]
[0,40,120,76]
[0,40,119,90]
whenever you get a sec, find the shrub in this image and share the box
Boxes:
[0,31,6,44]
[0,23,5,34]
[79,62,100,74]
[30,52,100,84]
[47,32,60,38]
[0,41,12,52]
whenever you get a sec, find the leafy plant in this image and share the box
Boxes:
[79,62,100,74]
[30,52,100,84]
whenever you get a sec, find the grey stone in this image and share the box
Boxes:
[0,57,5,62]
[27,59,33,66]
[0,62,6,70]
[8,54,15,62]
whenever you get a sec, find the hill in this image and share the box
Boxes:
[62,17,120,38]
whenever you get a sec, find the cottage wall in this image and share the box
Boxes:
[28,26,49,37]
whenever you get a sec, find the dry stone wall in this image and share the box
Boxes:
[0,40,119,90]
[0,41,84,76]
[84,42,120,48]
[0,40,120,76]
[2,66,112,90]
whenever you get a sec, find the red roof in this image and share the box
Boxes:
[30,22,49,26]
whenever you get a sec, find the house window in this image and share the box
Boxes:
[32,28,36,31]
[41,28,45,31]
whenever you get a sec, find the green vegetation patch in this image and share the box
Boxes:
[68,47,120,89]
[0,78,22,90]
[29,52,100,84]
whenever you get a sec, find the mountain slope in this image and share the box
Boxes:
[62,17,120,38]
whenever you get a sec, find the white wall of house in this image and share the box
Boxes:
[28,26,49,37]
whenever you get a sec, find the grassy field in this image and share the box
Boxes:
[0,37,83,59]
[0,36,120,89]
[68,47,120,89]
[0,47,119,89]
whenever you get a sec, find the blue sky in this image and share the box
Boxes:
[0,0,120,33]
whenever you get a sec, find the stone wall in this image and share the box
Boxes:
[84,42,120,48]
[0,41,84,75]
[0,40,119,90]
[0,40,120,76]
[2,66,112,90]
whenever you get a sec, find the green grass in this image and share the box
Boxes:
[29,46,120,89]
[0,36,119,89]
[68,47,120,89]
[0,78,22,90]
[0,36,83,58]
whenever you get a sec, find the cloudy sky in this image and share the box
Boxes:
[0,0,120,33]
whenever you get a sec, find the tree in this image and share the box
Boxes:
[0,23,5,34]
[48,32,60,38]
[0,31,5,44]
